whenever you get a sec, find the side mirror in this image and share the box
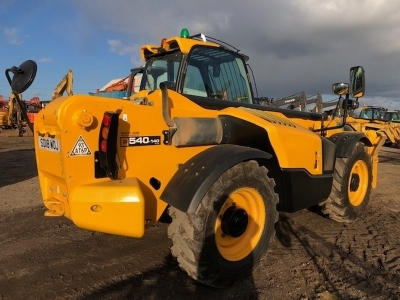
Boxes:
[159,81,175,89]
[350,66,365,98]
[332,83,349,95]
[130,67,144,77]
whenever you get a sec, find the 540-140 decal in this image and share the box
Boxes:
[120,136,161,147]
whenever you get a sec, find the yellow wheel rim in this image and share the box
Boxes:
[348,160,369,206]
[214,187,266,261]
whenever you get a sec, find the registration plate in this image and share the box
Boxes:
[38,137,60,152]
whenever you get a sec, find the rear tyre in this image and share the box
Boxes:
[321,142,372,222]
[168,160,279,288]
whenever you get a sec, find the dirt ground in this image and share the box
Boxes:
[0,128,400,300]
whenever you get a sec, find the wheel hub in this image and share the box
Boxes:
[350,173,360,191]
[221,206,248,238]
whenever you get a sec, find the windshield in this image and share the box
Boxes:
[359,108,384,120]
[384,112,400,121]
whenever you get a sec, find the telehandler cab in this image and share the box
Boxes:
[6,29,384,287]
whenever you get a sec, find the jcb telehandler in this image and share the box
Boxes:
[6,29,384,288]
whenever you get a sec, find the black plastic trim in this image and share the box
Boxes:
[321,136,337,174]
[160,144,272,213]
[277,169,333,213]
[219,115,269,150]
[98,112,120,180]
[184,94,327,121]
[328,132,372,158]
[94,151,107,178]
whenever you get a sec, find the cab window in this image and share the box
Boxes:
[182,65,207,97]
[141,52,182,91]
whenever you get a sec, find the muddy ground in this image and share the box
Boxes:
[0,128,399,300]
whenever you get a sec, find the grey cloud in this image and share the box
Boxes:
[72,0,400,108]
[39,57,52,63]
[107,40,137,56]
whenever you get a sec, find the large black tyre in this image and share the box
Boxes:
[168,160,279,288]
[320,142,372,223]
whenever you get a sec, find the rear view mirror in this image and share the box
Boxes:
[332,83,349,95]
[350,66,365,98]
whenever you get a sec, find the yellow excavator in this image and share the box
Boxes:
[38,70,74,108]
[0,92,27,136]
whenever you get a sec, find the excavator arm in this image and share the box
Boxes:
[269,91,307,110]
[52,70,73,100]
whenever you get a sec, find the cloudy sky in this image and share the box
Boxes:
[1,0,400,110]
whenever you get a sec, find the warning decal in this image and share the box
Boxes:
[70,135,92,156]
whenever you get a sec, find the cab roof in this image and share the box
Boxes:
[140,36,220,61]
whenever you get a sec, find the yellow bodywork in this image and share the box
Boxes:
[140,36,220,60]
[219,106,325,173]
[34,89,331,238]
[277,113,385,189]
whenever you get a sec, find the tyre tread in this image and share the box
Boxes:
[168,160,279,287]
[321,142,372,223]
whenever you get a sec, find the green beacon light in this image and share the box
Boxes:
[180,28,190,38]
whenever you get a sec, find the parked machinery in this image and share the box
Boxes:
[346,105,400,147]
[383,110,400,123]
[0,92,26,136]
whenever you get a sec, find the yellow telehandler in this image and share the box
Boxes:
[6,29,384,287]
[346,105,400,148]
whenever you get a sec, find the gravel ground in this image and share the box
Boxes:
[0,132,399,300]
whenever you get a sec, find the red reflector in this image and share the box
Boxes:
[102,114,112,127]
[101,139,107,152]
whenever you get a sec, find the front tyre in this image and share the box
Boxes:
[321,142,372,223]
[168,160,279,288]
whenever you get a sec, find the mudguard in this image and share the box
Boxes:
[329,132,372,158]
[160,144,272,213]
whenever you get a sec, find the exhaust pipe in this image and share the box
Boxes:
[159,82,175,128]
